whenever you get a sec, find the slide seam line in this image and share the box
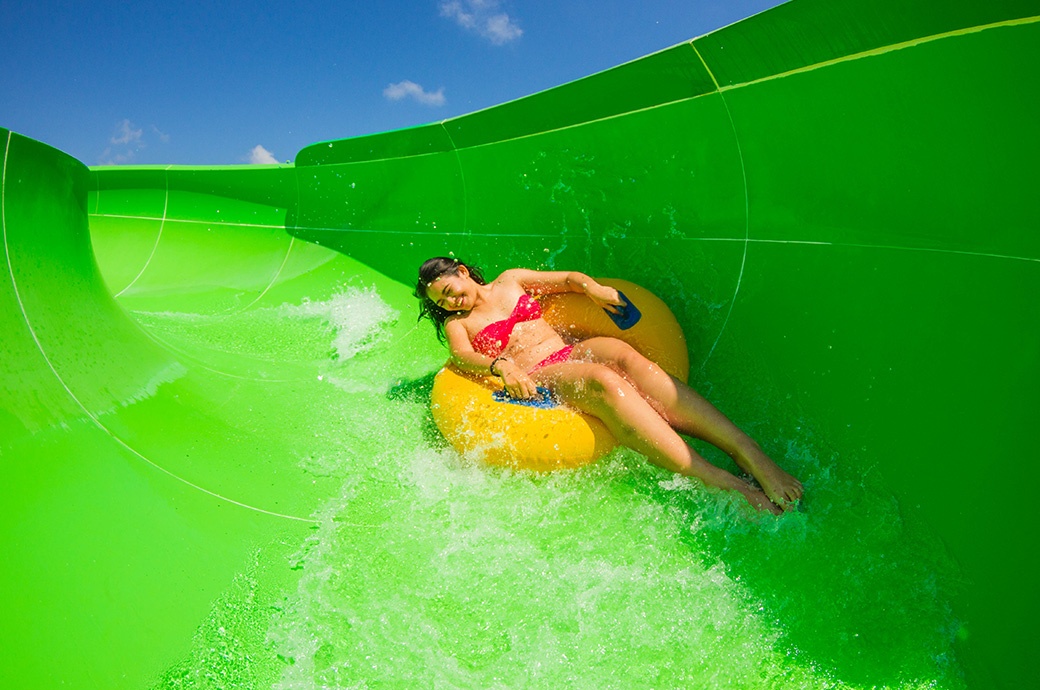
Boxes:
[2,134,315,524]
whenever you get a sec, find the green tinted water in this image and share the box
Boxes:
[141,285,965,689]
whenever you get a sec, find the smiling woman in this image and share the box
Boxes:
[415,256,804,514]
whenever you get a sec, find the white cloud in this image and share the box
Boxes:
[249,145,279,164]
[383,80,446,106]
[440,0,522,45]
[484,12,523,44]
[111,119,143,145]
[441,0,477,29]
[99,119,169,165]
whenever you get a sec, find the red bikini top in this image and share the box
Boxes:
[472,293,542,357]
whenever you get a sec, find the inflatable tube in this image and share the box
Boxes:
[430,279,688,470]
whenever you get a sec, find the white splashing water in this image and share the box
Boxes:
[279,287,399,362]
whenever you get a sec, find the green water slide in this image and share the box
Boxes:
[3,0,1037,687]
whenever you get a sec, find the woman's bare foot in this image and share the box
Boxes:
[733,442,803,511]
[740,484,783,516]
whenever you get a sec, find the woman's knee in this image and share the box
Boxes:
[608,341,654,376]
[580,365,630,402]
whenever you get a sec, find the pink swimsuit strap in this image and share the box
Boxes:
[472,293,542,358]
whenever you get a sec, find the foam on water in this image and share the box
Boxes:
[149,285,966,689]
[278,288,399,363]
[130,287,398,371]
[267,440,964,689]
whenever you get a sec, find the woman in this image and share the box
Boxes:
[415,257,803,515]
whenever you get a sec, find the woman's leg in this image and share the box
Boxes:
[574,337,803,508]
[532,361,781,514]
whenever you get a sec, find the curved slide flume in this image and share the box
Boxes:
[2,0,1038,687]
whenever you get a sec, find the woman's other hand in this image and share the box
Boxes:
[583,280,625,314]
[497,360,539,399]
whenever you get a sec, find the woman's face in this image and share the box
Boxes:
[426,268,474,312]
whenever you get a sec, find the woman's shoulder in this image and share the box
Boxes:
[443,312,471,340]
[491,268,529,290]
[489,272,536,305]
[444,311,468,327]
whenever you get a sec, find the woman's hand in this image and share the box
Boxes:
[496,360,539,399]
[582,280,625,314]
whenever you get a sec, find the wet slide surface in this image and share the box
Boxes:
[3,1,1039,688]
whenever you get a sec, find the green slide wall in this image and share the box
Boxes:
[2,0,1037,687]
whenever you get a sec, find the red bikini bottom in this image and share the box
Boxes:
[529,344,575,373]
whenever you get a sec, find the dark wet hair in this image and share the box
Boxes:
[414,257,487,343]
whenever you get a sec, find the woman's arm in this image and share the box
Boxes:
[443,318,496,374]
[444,317,538,398]
[502,268,592,294]
[503,268,625,312]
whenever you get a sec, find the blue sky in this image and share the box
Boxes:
[1,0,785,166]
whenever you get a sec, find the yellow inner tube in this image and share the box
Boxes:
[430,279,689,471]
